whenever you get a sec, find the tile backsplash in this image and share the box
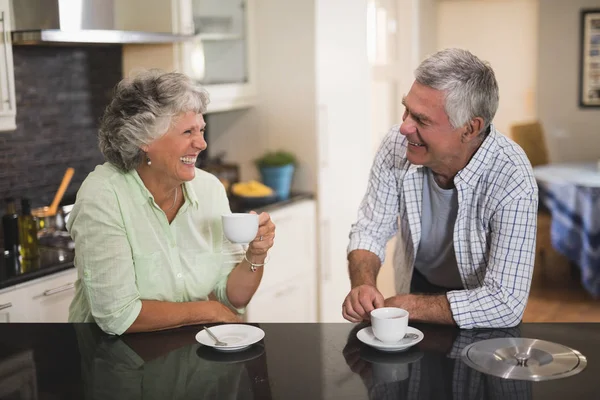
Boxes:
[0,46,122,247]
[0,45,122,208]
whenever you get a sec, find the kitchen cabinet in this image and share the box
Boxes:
[0,0,16,132]
[0,268,76,322]
[122,0,257,113]
[245,199,318,323]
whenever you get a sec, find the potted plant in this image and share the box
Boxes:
[254,150,297,200]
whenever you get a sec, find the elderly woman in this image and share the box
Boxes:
[67,70,275,335]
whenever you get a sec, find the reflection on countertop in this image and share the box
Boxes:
[0,247,75,290]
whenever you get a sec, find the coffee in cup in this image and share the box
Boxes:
[370,307,409,343]
[221,213,259,244]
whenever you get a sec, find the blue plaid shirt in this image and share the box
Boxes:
[348,125,538,328]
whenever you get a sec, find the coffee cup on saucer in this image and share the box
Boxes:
[370,307,409,343]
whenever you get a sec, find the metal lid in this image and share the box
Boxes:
[461,338,587,381]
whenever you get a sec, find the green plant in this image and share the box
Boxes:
[254,150,297,168]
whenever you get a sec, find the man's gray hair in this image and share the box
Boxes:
[98,69,210,172]
[415,48,499,131]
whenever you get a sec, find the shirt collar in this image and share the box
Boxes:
[183,180,200,209]
[127,169,199,210]
[455,124,498,187]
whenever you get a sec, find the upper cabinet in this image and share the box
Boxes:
[0,0,16,131]
[122,0,256,113]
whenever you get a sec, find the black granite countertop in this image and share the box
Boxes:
[0,322,597,399]
[0,247,75,290]
[0,194,314,290]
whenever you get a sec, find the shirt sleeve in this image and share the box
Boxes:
[347,127,401,263]
[447,194,538,329]
[211,182,246,314]
[69,179,142,335]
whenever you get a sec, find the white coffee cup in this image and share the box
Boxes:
[370,307,409,343]
[221,213,259,244]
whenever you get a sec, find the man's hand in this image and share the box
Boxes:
[342,284,385,322]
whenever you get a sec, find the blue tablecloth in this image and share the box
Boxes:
[538,182,600,297]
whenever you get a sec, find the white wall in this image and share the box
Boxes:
[437,0,538,136]
[538,0,600,162]
[254,0,319,194]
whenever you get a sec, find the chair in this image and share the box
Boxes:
[509,121,549,167]
[509,121,553,283]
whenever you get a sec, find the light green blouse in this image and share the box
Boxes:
[67,163,243,335]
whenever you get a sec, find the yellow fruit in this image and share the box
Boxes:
[231,180,274,197]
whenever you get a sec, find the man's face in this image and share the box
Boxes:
[399,82,466,172]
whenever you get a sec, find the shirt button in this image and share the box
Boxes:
[177,273,182,278]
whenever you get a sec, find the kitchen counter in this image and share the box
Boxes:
[0,193,314,290]
[0,322,597,399]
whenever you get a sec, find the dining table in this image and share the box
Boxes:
[533,162,600,297]
[0,322,597,399]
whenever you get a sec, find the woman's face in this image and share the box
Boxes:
[144,111,207,184]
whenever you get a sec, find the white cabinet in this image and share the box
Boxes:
[0,268,77,322]
[0,0,16,131]
[122,0,256,113]
[245,200,318,323]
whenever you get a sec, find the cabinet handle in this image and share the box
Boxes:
[0,302,12,310]
[42,282,75,297]
[0,11,11,108]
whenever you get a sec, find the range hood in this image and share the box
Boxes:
[10,0,192,45]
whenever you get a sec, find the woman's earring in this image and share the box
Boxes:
[146,157,152,166]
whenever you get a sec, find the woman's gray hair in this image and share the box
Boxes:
[415,48,499,132]
[98,69,210,172]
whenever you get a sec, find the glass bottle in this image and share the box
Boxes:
[18,198,39,260]
[2,197,19,256]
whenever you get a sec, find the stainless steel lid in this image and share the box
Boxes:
[461,338,587,381]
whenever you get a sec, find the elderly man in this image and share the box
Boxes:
[343,48,537,329]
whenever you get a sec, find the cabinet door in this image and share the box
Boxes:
[259,200,317,291]
[0,0,16,131]
[0,287,27,323]
[19,268,77,322]
[246,274,316,323]
[177,0,257,112]
[246,200,318,322]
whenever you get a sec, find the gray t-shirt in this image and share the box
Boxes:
[414,168,463,289]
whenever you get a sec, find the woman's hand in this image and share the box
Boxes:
[210,301,242,323]
[246,211,275,258]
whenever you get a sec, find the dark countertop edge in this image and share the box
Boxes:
[0,193,315,291]
[254,192,314,212]
[0,262,75,291]
[230,192,315,213]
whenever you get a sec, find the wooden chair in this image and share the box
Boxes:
[509,121,549,167]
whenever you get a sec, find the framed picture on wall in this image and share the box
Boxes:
[579,9,600,108]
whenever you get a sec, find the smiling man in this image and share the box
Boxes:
[342,48,538,329]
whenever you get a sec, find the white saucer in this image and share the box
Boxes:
[356,326,424,352]
[195,324,265,352]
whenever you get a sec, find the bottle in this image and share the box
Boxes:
[18,198,39,260]
[2,197,19,256]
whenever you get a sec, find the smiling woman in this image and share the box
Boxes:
[66,70,277,335]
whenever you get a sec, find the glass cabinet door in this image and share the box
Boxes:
[188,0,248,85]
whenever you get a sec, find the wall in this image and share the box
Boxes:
[437,0,538,136]
[538,0,600,162]
[0,46,121,217]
